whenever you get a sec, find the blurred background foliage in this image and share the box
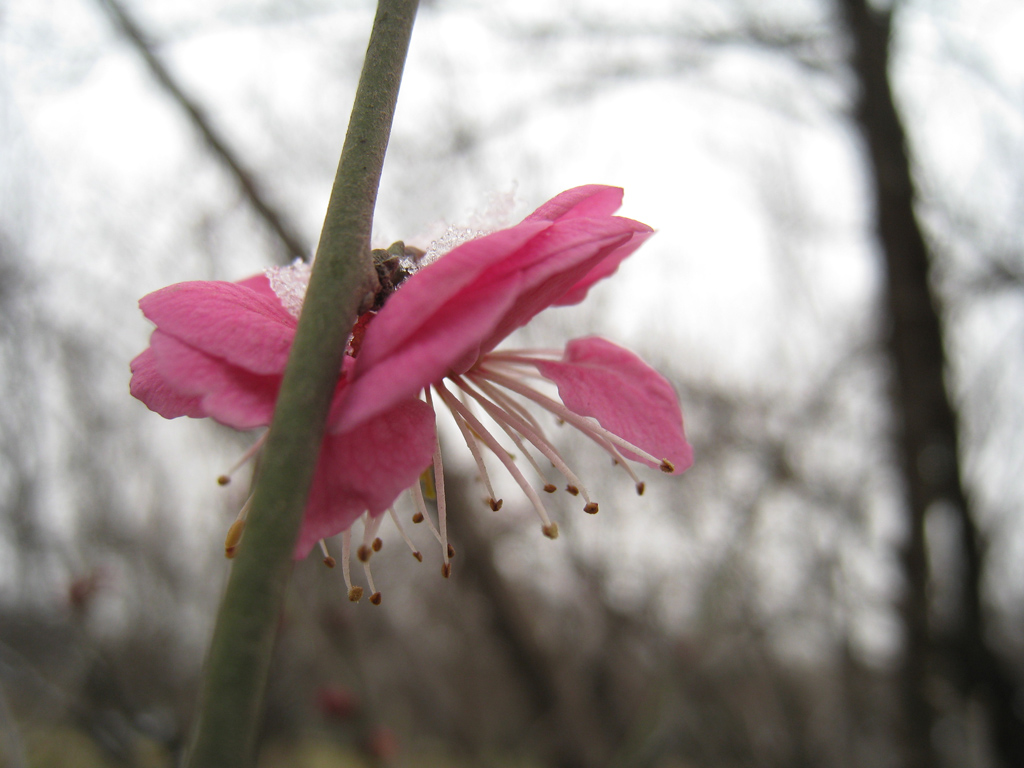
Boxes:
[2,0,1023,766]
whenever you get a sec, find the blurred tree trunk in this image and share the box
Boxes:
[837,1,1023,767]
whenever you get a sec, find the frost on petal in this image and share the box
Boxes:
[534,337,693,474]
[140,281,297,375]
[129,347,205,419]
[149,331,281,430]
[295,399,437,558]
[526,185,625,222]
[266,259,313,318]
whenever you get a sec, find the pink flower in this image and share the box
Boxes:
[130,185,692,601]
[129,275,437,566]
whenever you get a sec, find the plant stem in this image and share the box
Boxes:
[184,2,419,766]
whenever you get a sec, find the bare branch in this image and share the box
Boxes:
[95,0,310,263]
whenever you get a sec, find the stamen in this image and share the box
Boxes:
[359,513,384,562]
[217,431,268,486]
[341,531,363,602]
[560,424,648,497]
[483,349,563,361]
[224,518,245,559]
[603,441,647,494]
[477,377,550,440]
[420,467,436,501]
[319,540,336,568]
[458,375,597,509]
[467,380,552,487]
[362,557,381,605]
[435,381,557,538]
[424,388,451,572]
[446,396,502,511]
[478,366,671,470]
[387,507,423,562]
[410,482,443,545]
[223,495,253,559]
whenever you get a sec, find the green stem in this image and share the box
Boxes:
[184,2,420,766]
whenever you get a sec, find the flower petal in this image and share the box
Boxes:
[295,398,437,557]
[526,185,626,222]
[129,347,205,419]
[352,221,550,375]
[149,331,281,430]
[551,225,654,307]
[236,272,280,301]
[534,337,693,473]
[140,280,296,375]
[334,274,524,432]
[341,203,653,431]
[526,185,655,307]
[479,217,652,348]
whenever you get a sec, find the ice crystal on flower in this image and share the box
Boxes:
[422,187,519,265]
[424,226,489,265]
[266,259,312,318]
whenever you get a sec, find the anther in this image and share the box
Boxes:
[224,518,245,559]
[441,562,452,578]
[543,483,557,493]
[636,481,646,495]
[319,540,336,568]
[387,507,423,563]
[362,552,380,604]
[566,484,579,496]
[660,459,675,473]
[341,530,361,602]
[488,498,503,511]
[420,467,436,501]
[584,502,599,514]
[412,512,425,524]
[360,513,384,562]
[217,431,269,487]
[447,544,456,559]
[542,523,559,540]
